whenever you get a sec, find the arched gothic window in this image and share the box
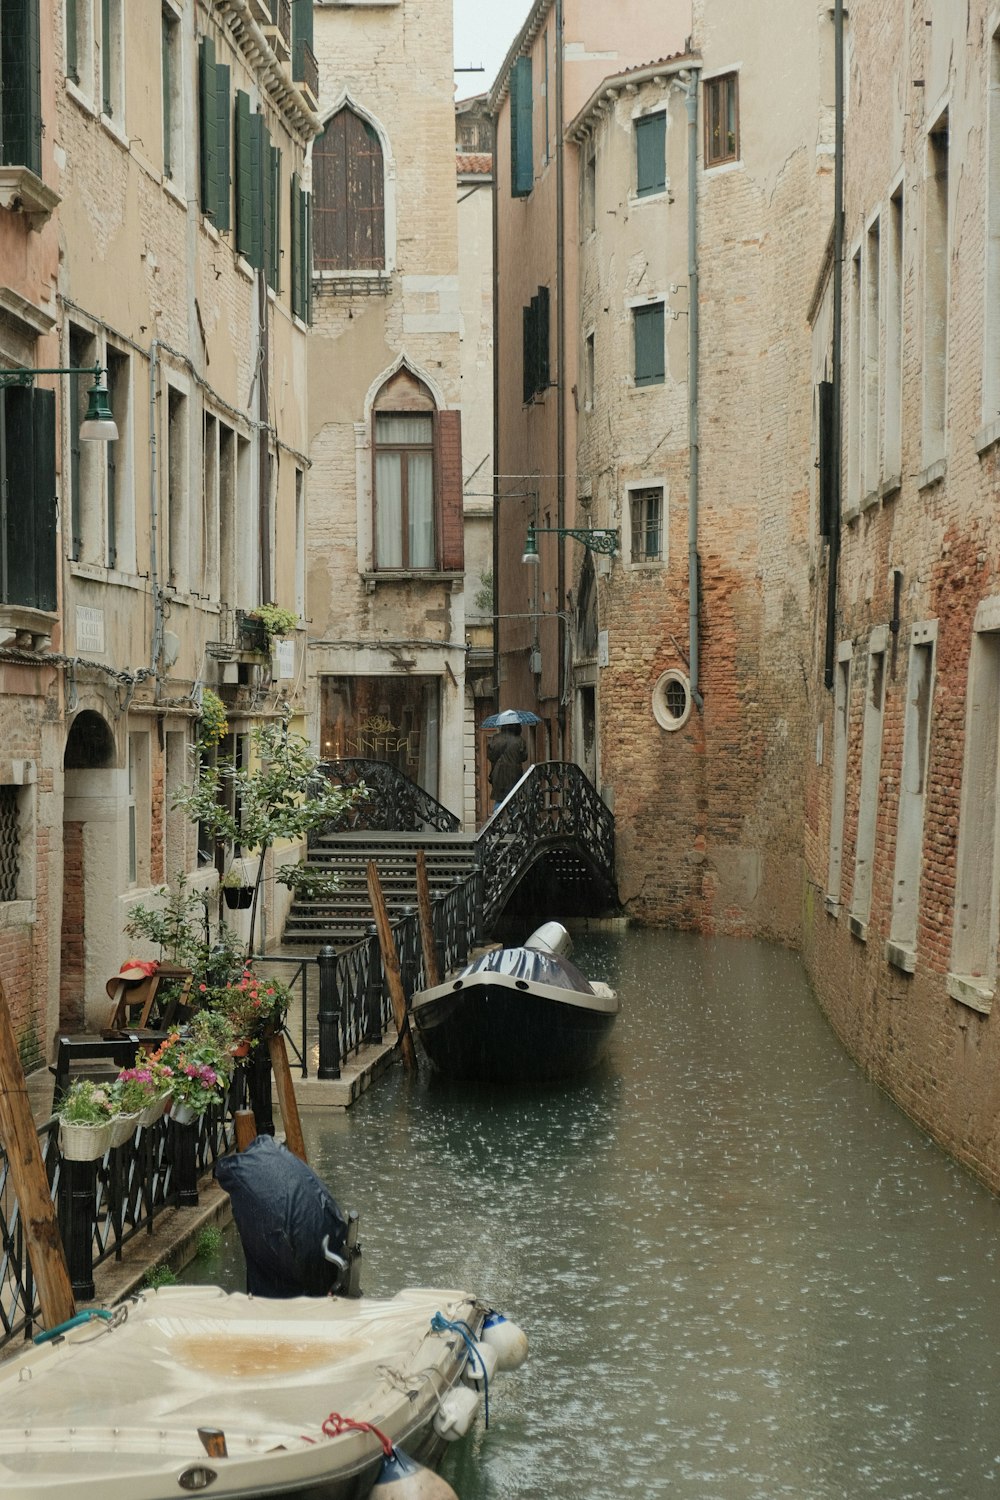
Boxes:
[313,106,385,271]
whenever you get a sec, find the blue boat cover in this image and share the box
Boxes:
[215,1135,349,1298]
[461,946,596,993]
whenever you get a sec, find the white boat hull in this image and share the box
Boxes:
[0,1286,485,1499]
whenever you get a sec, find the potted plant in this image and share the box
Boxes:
[58,1080,115,1161]
[220,862,255,910]
[150,1031,231,1126]
[251,603,298,645]
[114,1065,169,1129]
[198,966,291,1051]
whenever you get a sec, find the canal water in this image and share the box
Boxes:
[191,930,1000,1498]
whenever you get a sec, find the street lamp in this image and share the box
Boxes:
[0,364,119,441]
[521,525,619,564]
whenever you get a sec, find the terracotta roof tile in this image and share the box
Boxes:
[456,152,493,175]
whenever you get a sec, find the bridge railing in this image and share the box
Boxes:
[313,759,461,835]
[477,761,616,928]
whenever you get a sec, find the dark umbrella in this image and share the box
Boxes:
[481,708,542,728]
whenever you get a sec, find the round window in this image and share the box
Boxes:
[651,669,692,732]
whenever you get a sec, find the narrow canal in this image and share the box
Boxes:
[193,930,1000,1498]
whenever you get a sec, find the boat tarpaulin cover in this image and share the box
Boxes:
[216,1136,349,1297]
[462,946,597,994]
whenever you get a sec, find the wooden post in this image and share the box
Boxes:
[0,978,76,1328]
[267,1033,308,1162]
[366,861,418,1073]
[234,1109,258,1152]
[415,850,441,987]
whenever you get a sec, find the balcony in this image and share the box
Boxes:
[293,38,319,111]
[263,0,291,63]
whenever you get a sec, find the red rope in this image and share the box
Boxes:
[321,1412,394,1456]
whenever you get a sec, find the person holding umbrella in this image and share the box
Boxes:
[485,708,536,810]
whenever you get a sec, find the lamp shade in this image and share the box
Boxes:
[521,528,540,565]
[79,379,118,441]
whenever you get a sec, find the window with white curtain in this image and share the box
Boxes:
[374,413,435,569]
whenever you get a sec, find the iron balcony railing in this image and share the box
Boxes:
[315,759,462,834]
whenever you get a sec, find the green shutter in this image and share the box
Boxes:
[267,143,281,291]
[215,64,231,232]
[199,38,218,218]
[235,90,264,268]
[634,303,665,386]
[636,112,666,198]
[291,173,303,318]
[66,0,79,84]
[1,0,42,175]
[2,386,56,610]
[303,189,312,324]
[101,0,112,114]
[510,55,533,199]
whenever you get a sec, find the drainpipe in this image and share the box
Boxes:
[685,69,704,712]
[824,0,845,690]
[555,0,567,757]
[148,340,164,687]
[490,109,501,713]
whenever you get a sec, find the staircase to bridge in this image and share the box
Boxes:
[281,759,619,950]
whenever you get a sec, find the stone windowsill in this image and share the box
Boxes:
[917,457,946,491]
[879,473,902,502]
[885,940,916,975]
[824,895,840,917]
[0,899,35,929]
[976,418,1000,456]
[860,487,880,514]
[848,913,868,942]
[0,165,60,230]
[946,973,994,1015]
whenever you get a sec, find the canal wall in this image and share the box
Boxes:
[801,0,1000,1197]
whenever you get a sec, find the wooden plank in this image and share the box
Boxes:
[415,850,441,987]
[366,860,418,1073]
[0,977,76,1328]
[267,1034,308,1162]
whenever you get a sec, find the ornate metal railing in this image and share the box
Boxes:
[0,1091,243,1352]
[477,761,616,929]
[314,759,461,835]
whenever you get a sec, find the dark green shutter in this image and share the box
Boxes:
[2,386,56,611]
[267,143,280,291]
[199,39,218,218]
[818,380,835,538]
[101,0,112,114]
[636,112,665,197]
[290,173,302,317]
[236,91,264,268]
[291,0,313,74]
[215,64,231,232]
[634,303,665,386]
[536,285,550,390]
[510,55,533,198]
[66,0,79,83]
[303,189,312,324]
[1,0,42,175]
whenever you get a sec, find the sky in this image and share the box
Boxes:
[452,0,525,97]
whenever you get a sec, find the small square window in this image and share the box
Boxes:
[705,73,739,167]
[633,302,665,387]
[630,487,662,563]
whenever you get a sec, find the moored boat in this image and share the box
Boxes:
[410,922,618,1083]
[0,1284,508,1500]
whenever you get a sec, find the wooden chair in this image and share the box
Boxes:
[104,964,194,1037]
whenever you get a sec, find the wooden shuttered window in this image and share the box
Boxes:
[0,386,57,611]
[198,38,231,231]
[633,301,665,387]
[522,286,550,403]
[635,112,666,198]
[313,108,385,272]
[235,90,265,269]
[291,173,312,323]
[436,409,464,574]
[264,142,280,292]
[1,0,42,176]
[510,54,533,198]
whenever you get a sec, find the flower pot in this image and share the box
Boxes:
[59,1120,114,1161]
[223,886,254,910]
[139,1095,169,1128]
[229,1041,251,1058]
[168,1100,199,1126]
[109,1111,142,1148]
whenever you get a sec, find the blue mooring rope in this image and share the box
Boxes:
[431,1312,490,1427]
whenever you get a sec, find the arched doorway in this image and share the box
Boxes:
[61,711,117,1030]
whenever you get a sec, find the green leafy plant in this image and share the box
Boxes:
[473,569,493,613]
[111,1068,161,1113]
[58,1080,114,1125]
[198,688,229,749]
[196,1226,223,1258]
[174,717,360,955]
[144,1264,178,1290]
[251,603,298,642]
[198,966,290,1047]
[275,862,342,901]
[123,871,245,987]
[149,1031,232,1116]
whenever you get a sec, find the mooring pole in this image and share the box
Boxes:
[366,861,418,1073]
[316,944,341,1080]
